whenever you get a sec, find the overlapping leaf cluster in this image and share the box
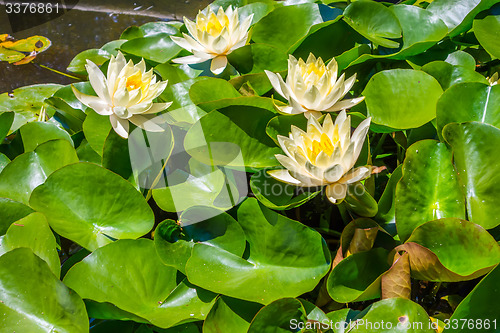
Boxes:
[0,0,499,332]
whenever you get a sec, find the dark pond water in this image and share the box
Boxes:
[0,0,211,93]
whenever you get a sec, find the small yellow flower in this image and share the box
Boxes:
[265,54,364,119]
[171,6,253,74]
[72,51,171,138]
[268,111,372,203]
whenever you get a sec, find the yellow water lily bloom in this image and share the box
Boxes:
[268,111,372,203]
[72,51,171,139]
[171,6,253,74]
[265,54,365,119]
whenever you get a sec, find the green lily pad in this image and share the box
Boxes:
[443,122,500,229]
[0,139,79,205]
[474,13,500,59]
[327,248,391,303]
[0,212,60,277]
[395,140,465,241]
[185,198,331,304]
[102,129,132,180]
[405,218,500,279]
[427,0,496,37]
[444,264,500,333]
[350,298,434,332]
[250,169,319,210]
[247,298,307,333]
[0,248,88,333]
[20,122,74,151]
[437,83,500,138]
[343,1,401,49]
[421,61,487,90]
[120,34,182,64]
[64,239,216,328]
[203,296,263,333]
[374,165,402,235]
[0,84,62,132]
[82,109,112,156]
[0,153,10,173]
[29,162,154,251]
[0,111,14,142]
[0,198,34,235]
[154,206,246,274]
[67,49,111,75]
[251,3,326,52]
[184,106,281,168]
[363,69,443,129]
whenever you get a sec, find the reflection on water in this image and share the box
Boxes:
[0,0,211,93]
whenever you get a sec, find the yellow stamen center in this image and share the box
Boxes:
[304,62,325,78]
[308,133,335,161]
[126,71,147,91]
[197,12,229,37]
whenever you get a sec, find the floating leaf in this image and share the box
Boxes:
[421,61,487,90]
[473,13,500,59]
[343,1,401,48]
[0,139,79,204]
[64,239,216,328]
[120,34,182,63]
[0,112,14,142]
[363,69,443,129]
[29,163,154,251]
[0,212,59,277]
[20,122,73,151]
[247,298,307,333]
[395,140,465,241]
[443,122,500,229]
[0,198,34,235]
[203,296,262,333]
[185,198,331,304]
[0,248,88,333]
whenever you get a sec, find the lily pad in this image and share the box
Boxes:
[0,139,79,205]
[120,34,182,63]
[29,162,154,251]
[0,248,88,333]
[473,13,500,59]
[20,122,74,151]
[395,140,465,241]
[0,212,60,277]
[443,122,500,229]
[363,69,443,129]
[203,296,263,333]
[64,239,216,328]
[0,111,14,141]
[0,198,34,235]
[185,198,331,304]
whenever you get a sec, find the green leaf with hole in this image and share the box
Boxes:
[64,239,216,328]
[443,122,500,229]
[395,140,465,241]
[0,139,79,205]
[0,213,60,277]
[343,1,401,48]
[363,69,443,129]
[185,198,331,304]
[0,248,88,333]
[29,162,154,251]
[154,206,246,274]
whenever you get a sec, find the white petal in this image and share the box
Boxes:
[110,114,129,138]
[210,55,228,75]
[172,55,210,65]
[324,96,365,112]
[265,70,286,99]
[324,164,344,183]
[139,102,173,114]
[351,117,371,163]
[85,61,111,103]
[339,166,371,184]
[268,169,303,186]
[129,115,165,132]
[72,86,112,115]
[171,35,195,52]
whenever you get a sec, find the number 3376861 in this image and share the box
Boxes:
[5,2,60,14]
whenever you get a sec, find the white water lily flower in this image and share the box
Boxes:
[268,111,372,204]
[73,52,171,139]
[171,6,253,75]
[265,54,365,119]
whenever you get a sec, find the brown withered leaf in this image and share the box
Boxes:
[381,251,411,299]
